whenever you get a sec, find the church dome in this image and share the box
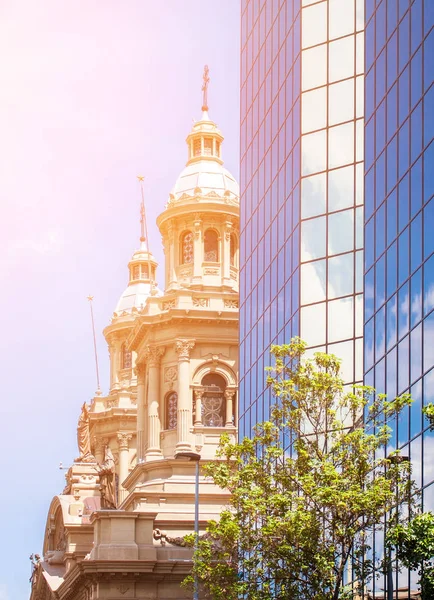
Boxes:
[171,159,239,201]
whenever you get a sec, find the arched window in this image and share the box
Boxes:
[165,392,178,430]
[121,343,132,369]
[181,231,194,264]
[230,233,237,267]
[204,229,219,262]
[201,373,226,427]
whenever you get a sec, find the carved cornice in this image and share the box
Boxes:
[175,339,195,361]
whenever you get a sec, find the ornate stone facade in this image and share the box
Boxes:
[31,89,239,600]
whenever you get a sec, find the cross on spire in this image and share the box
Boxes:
[201,65,210,112]
[137,175,146,243]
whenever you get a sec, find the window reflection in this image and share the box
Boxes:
[328,252,354,298]
[302,87,327,133]
[300,302,326,347]
[328,340,354,382]
[302,130,327,175]
[329,123,354,169]
[301,259,326,304]
[329,36,355,82]
[329,0,355,39]
[328,210,354,255]
[302,44,327,90]
[302,2,327,48]
[328,165,354,211]
[301,173,326,218]
[328,297,354,343]
[329,79,354,126]
[301,216,326,260]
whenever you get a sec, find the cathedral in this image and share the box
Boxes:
[30,71,239,600]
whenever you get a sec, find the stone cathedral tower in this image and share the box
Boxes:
[30,71,239,600]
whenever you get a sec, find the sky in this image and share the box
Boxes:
[0,2,240,597]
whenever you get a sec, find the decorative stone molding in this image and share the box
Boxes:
[162,299,176,311]
[193,297,209,308]
[224,299,238,308]
[144,345,165,367]
[204,267,219,275]
[175,339,195,361]
[117,433,132,451]
[164,366,178,383]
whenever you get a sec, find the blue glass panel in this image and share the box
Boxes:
[386,84,397,143]
[386,346,397,400]
[376,203,386,258]
[376,254,386,309]
[410,49,423,111]
[424,254,434,316]
[366,266,375,321]
[365,317,375,372]
[366,18,376,72]
[398,66,410,126]
[424,143,434,204]
[376,52,386,107]
[387,241,398,299]
[398,119,410,179]
[410,157,423,218]
[411,215,423,274]
[376,101,386,156]
[398,173,409,231]
[424,198,434,259]
[398,335,410,393]
[387,190,397,245]
[410,380,422,439]
[424,30,434,93]
[411,102,423,165]
[398,281,410,339]
[423,312,434,373]
[425,0,434,35]
[376,151,386,207]
[387,0,398,38]
[386,294,398,351]
[376,1,386,55]
[386,135,397,195]
[365,217,375,270]
[365,166,375,220]
[398,403,410,446]
[366,115,375,168]
[410,0,423,54]
[376,307,386,360]
[425,84,434,149]
[410,267,423,328]
[398,12,410,73]
[411,323,422,383]
[398,0,409,20]
[398,226,410,285]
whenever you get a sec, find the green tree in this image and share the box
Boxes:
[386,512,434,599]
[184,338,415,600]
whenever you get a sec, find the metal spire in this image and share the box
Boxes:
[136,176,153,283]
[87,295,101,394]
[201,65,210,112]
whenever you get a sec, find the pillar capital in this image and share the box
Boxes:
[224,389,236,400]
[144,345,165,367]
[175,339,195,361]
[117,432,132,451]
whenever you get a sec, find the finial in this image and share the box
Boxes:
[137,175,147,243]
[87,295,101,394]
[201,65,210,112]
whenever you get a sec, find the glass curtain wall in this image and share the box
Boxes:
[364,1,434,597]
[240,0,364,440]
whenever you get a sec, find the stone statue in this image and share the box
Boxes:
[76,402,95,463]
[97,446,117,509]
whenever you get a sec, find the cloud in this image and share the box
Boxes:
[0,585,8,600]
[9,230,62,257]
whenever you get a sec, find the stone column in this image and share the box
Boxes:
[225,390,236,427]
[194,389,204,427]
[222,221,233,288]
[145,346,165,460]
[136,362,146,462]
[117,432,132,503]
[175,339,195,452]
[112,338,122,390]
[168,223,177,290]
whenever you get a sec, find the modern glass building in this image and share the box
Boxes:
[364,1,434,596]
[239,0,365,439]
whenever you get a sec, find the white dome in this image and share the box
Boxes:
[171,159,239,200]
[114,282,162,315]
